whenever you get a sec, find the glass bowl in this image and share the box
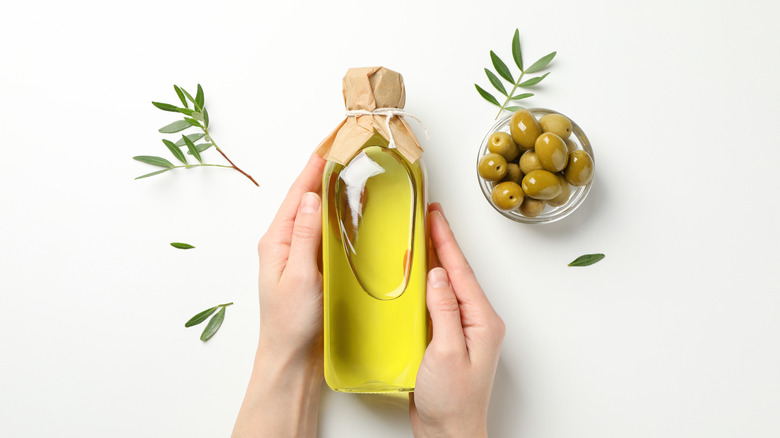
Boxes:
[476,108,595,224]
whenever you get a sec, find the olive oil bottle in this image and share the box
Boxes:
[317,67,428,393]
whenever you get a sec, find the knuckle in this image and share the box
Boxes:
[434,295,460,314]
[292,222,317,241]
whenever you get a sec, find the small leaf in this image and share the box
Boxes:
[518,72,550,87]
[512,29,523,71]
[181,88,198,107]
[171,242,195,250]
[203,108,210,128]
[162,139,187,164]
[182,135,203,164]
[135,168,173,179]
[474,84,500,106]
[200,306,226,341]
[525,51,557,73]
[505,106,523,112]
[191,112,203,121]
[133,155,174,168]
[490,51,514,82]
[195,84,204,109]
[152,102,180,112]
[484,69,508,96]
[184,117,202,128]
[510,93,534,101]
[174,133,205,147]
[185,306,217,327]
[159,120,192,133]
[174,85,188,108]
[186,143,213,155]
[568,253,605,267]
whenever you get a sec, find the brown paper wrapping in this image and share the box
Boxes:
[315,67,424,165]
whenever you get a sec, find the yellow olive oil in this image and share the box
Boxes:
[322,132,428,393]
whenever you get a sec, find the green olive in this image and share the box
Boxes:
[488,132,520,162]
[565,138,578,154]
[519,150,543,174]
[539,114,572,139]
[564,150,594,186]
[547,173,571,207]
[509,109,542,150]
[534,133,569,172]
[519,197,546,217]
[491,181,524,211]
[503,163,523,184]
[522,169,563,200]
[478,153,508,181]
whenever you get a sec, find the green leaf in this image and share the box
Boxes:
[505,106,523,112]
[135,168,173,179]
[162,139,187,164]
[203,108,210,128]
[525,51,557,73]
[171,242,195,250]
[510,93,534,101]
[191,112,204,121]
[484,69,508,96]
[159,120,192,133]
[200,306,225,341]
[490,51,514,82]
[133,155,174,168]
[518,72,550,87]
[182,135,203,164]
[181,88,198,108]
[474,84,500,106]
[174,133,205,147]
[184,117,202,128]
[152,102,180,112]
[512,29,523,71]
[195,84,204,109]
[568,253,605,267]
[174,85,188,108]
[185,306,217,327]
[186,143,213,155]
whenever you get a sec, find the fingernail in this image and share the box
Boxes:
[300,192,320,214]
[432,208,449,225]
[428,267,449,288]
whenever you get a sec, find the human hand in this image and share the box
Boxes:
[409,203,506,438]
[232,153,326,438]
[256,153,326,361]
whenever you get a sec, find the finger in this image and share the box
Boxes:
[266,154,327,244]
[426,267,467,356]
[285,192,322,276]
[429,208,491,310]
[426,204,441,269]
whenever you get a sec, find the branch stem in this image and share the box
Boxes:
[204,126,260,187]
[495,70,525,120]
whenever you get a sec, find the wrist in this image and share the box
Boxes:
[232,337,323,438]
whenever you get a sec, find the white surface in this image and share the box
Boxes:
[1,0,779,437]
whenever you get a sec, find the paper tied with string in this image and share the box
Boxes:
[315,66,425,165]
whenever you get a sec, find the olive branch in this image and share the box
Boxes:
[133,84,259,186]
[475,29,557,119]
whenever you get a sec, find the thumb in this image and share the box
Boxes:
[426,267,467,356]
[286,192,322,273]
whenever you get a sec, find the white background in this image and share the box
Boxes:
[1,0,779,436]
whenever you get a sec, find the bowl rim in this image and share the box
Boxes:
[477,108,595,224]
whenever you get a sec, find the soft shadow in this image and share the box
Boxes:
[532,170,610,240]
[319,384,411,432]
[354,392,411,425]
[488,357,523,438]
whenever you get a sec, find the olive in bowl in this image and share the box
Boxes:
[476,108,595,224]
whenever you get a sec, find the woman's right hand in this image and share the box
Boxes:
[410,203,506,438]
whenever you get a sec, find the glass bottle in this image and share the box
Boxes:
[319,67,428,393]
